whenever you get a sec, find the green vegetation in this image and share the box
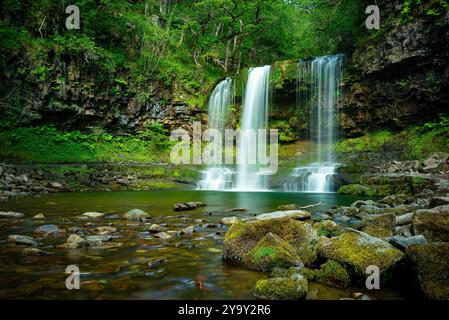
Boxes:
[0,124,172,163]
[336,115,449,160]
[401,0,449,22]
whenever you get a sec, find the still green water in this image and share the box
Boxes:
[0,190,404,299]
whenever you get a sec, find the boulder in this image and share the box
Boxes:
[313,220,342,237]
[253,274,308,300]
[223,218,317,271]
[253,210,311,221]
[395,213,414,226]
[300,260,350,288]
[181,225,194,235]
[154,232,172,240]
[412,205,449,242]
[316,229,404,277]
[95,226,116,235]
[124,209,149,221]
[360,213,395,239]
[389,235,427,250]
[406,243,449,299]
[0,211,25,219]
[429,196,449,208]
[243,233,301,271]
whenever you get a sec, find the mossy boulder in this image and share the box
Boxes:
[253,275,308,300]
[313,220,342,237]
[338,184,392,197]
[406,243,449,300]
[244,233,301,271]
[223,218,317,271]
[412,205,449,242]
[360,213,395,239]
[300,260,350,288]
[315,229,404,279]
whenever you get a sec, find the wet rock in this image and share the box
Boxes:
[379,194,408,207]
[154,232,172,240]
[389,235,427,250]
[311,212,331,222]
[360,213,395,239]
[421,153,448,173]
[148,224,162,232]
[406,243,449,299]
[32,214,45,220]
[253,274,308,300]
[395,213,414,226]
[277,204,301,211]
[223,218,317,270]
[34,224,66,237]
[316,229,404,277]
[22,247,53,256]
[332,214,352,225]
[221,216,239,225]
[86,235,112,244]
[95,226,116,235]
[412,205,449,242]
[0,211,25,219]
[7,235,37,246]
[181,225,194,235]
[225,208,247,212]
[124,209,149,221]
[202,223,217,229]
[67,234,88,246]
[300,260,350,288]
[116,178,131,186]
[82,212,105,218]
[253,210,311,221]
[313,220,342,237]
[148,257,168,268]
[429,196,449,208]
[47,182,63,189]
[167,230,182,237]
[174,202,206,211]
[194,219,205,223]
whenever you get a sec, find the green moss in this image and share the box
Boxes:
[301,260,350,288]
[253,276,308,300]
[336,130,394,153]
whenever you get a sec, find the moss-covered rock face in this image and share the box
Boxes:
[244,233,301,271]
[223,218,317,271]
[412,205,449,242]
[338,184,389,197]
[406,243,449,300]
[300,260,350,288]
[315,229,404,278]
[253,275,308,300]
[360,213,395,239]
[313,220,342,237]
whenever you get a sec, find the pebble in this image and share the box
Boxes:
[221,216,239,225]
[0,211,25,219]
[124,209,149,221]
[154,232,172,240]
[95,226,117,235]
[148,224,162,232]
[8,235,37,246]
[32,214,45,220]
[82,212,105,218]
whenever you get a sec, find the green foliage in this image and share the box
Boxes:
[335,130,394,153]
[401,0,449,22]
[0,126,171,163]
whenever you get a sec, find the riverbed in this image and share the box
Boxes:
[0,190,405,299]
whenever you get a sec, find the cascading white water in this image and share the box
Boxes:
[235,66,271,191]
[197,78,234,190]
[285,55,343,193]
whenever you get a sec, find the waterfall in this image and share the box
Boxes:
[197,78,234,190]
[284,55,343,193]
[235,66,271,191]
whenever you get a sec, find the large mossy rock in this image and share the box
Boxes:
[300,260,351,288]
[244,233,301,271]
[253,274,308,300]
[360,213,395,239]
[406,243,449,300]
[412,205,449,242]
[223,218,317,271]
[316,229,404,278]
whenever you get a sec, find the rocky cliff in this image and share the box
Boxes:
[341,0,449,136]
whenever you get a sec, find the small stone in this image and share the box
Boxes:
[148,257,168,268]
[202,223,217,229]
[194,219,205,223]
[311,212,331,222]
[182,225,194,235]
[221,216,239,225]
[124,209,149,221]
[86,235,112,244]
[47,182,63,189]
[148,224,162,232]
[0,211,25,219]
[8,235,37,246]
[67,234,87,245]
[82,212,105,218]
[167,230,182,237]
[116,178,131,186]
[95,226,116,235]
[32,214,45,220]
[22,248,53,256]
[174,202,206,211]
[154,232,172,240]
[34,224,65,237]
